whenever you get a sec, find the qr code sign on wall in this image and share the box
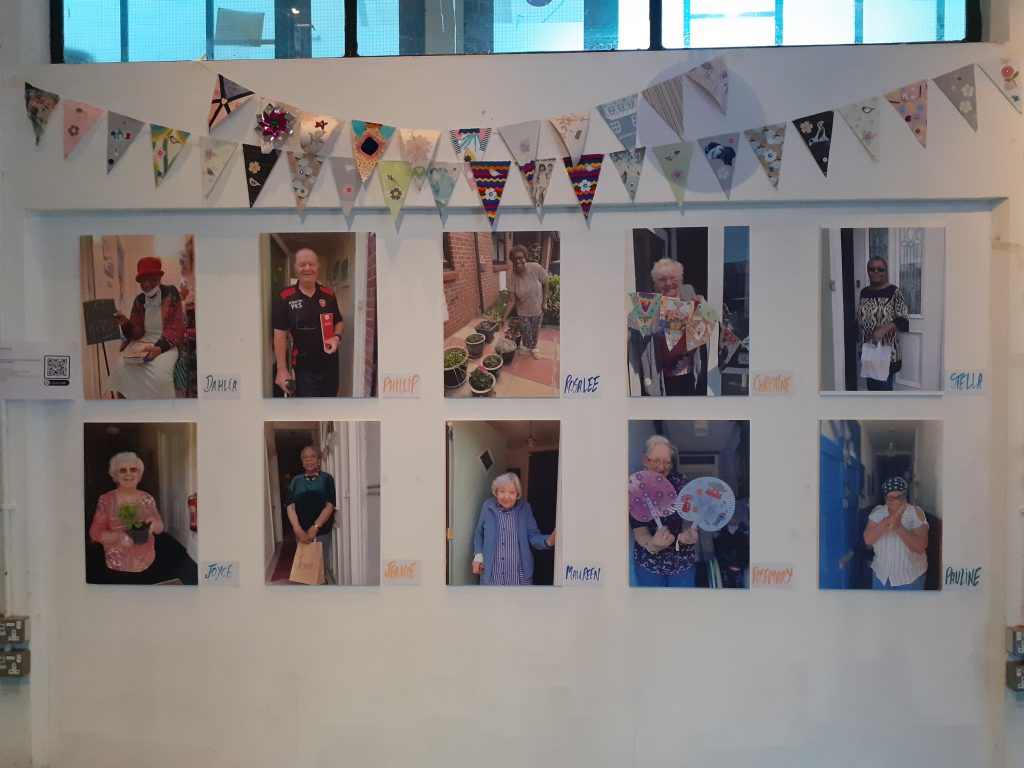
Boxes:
[43,355,71,385]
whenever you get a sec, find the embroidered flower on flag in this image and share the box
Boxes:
[248,161,261,173]
[799,121,813,134]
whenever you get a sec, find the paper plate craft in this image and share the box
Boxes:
[628,470,678,528]
[628,292,662,336]
[675,476,736,532]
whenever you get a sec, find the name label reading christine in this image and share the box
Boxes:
[563,374,601,398]
[381,373,421,398]
[750,563,795,588]
[751,371,794,396]
[202,374,240,399]
[201,561,239,586]
[563,562,604,586]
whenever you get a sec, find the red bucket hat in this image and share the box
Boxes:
[135,256,164,281]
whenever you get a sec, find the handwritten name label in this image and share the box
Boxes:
[563,562,604,586]
[946,370,986,395]
[382,559,422,585]
[201,374,240,399]
[380,373,421,398]
[944,564,983,590]
[750,563,795,588]
[563,374,601,398]
[751,371,794,396]
[201,561,239,586]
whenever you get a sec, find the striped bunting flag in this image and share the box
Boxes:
[563,154,603,221]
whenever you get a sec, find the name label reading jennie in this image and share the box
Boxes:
[563,374,601,398]
[381,373,421,398]
[382,559,422,585]
[944,565,983,590]
[202,374,240,399]
[563,562,604,586]
[751,371,794,396]
[201,561,239,586]
[946,370,986,395]
[750,563,795,588]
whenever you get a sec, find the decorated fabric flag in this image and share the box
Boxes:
[296,114,342,156]
[497,120,541,167]
[151,125,190,186]
[426,162,462,220]
[286,152,325,212]
[63,100,104,159]
[329,157,362,216]
[933,65,978,131]
[596,94,639,150]
[351,120,396,182]
[652,141,696,207]
[207,74,255,131]
[24,83,59,146]
[628,292,662,337]
[448,128,491,161]
[660,297,694,350]
[792,111,834,177]
[642,75,686,140]
[378,160,413,224]
[255,99,298,154]
[469,160,511,226]
[563,154,603,221]
[885,80,928,147]
[979,58,1023,113]
[686,57,729,113]
[744,124,786,189]
[685,302,719,352]
[399,128,440,190]
[609,147,645,202]
[198,136,238,199]
[242,144,281,207]
[550,111,591,166]
[838,98,881,161]
[525,158,556,216]
[698,133,740,198]
[106,112,145,173]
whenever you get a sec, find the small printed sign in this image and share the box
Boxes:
[943,564,982,590]
[201,561,240,586]
[201,373,241,399]
[751,371,794,396]
[945,370,986,395]
[562,374,601,398]
[750,563,795,588]
[380,373,421,398]
[0,341,78,400]
[563,562,604,586]
[382,559,422,585]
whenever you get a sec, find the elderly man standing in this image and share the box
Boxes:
[502,245,549,359]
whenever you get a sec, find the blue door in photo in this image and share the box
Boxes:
[819,423,862,589]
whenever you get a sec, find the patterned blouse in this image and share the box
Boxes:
[856,285,910,371]
[88,490,161,573]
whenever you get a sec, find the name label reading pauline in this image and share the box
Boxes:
[382,559,422,585]
[750,563,795,588]
[751,371,794,396]
[563,562,604,586]
[944,564,983,590]
[202,374,240,399]
[381,373,421,398]
[946,370,986,395]
[201,561,239,586]
[562,374,601,398]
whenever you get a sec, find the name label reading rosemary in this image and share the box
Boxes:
[202,374,240,399]
[750,563,795,588]
[381,373,421,398]
[563,374,601,397]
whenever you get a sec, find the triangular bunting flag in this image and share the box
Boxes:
[885,80,928,147]
[329,157,362,216]
[979,58,1023,113]
[686,57,729,113]
[698,133,740,198]
[933,65,978,131]
[286,152,325,212]
[609,147,645,202]
[838,98,881,161]
[469,160,511,226]
[378,160,413,224]
[448,128,491,161]
[106,112,145,173]
[198,136,238,199]
[296,114,342,155]
[255,99,298,154]
[497,120,541,167]
[242,144,281,207]
[550,111,591,166]
[792,111,834,177]
[628,292,662,337]
[652,141,696,207]
[642,75,686,140]
[399,129,441,191]
[563,154,603,221]
[351,120,395,182]
[426,162,462,220]
[63,100,104,159]
[207,74,255,131]
[597,94,639,150]
[24,83,59,146]
[526,159,556,217]
[744,124,787,189]
[151,125,190,186]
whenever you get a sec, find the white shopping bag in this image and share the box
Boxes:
[859,343,893,382]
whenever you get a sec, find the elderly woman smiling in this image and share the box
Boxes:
[863,476,929,590]
[88,451,165,574]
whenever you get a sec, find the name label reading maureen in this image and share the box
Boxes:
[563,374,601,398]
[750,563,795,588]
[202,374,240,399]
[201,561,240,586]
[381,373,421,398]
[563,562,604,586]
[382,559,422,585]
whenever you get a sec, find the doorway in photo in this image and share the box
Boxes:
[819,419,943,590]
[446,421,560,586]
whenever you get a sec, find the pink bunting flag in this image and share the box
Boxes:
[885,80,928,148]
[469,160,511,226]
[63,100,104,159]
[563,154,603,221]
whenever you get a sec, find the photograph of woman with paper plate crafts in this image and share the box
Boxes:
[628,420,750,588]
[819,420,942,590]
[446,421,560,586]
[820,227,945,392]
[627,226,750,397]
[442,231,560,398]
[261,232,378,398]
[80,234,197,400]
[264,421,380,586]
[83,422,198,585]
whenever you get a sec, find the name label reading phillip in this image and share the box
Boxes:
[202,374,240,399]
[201,561,239,586]
[563,562,604,586]
[381,373,421,398]
[563,374,601,398]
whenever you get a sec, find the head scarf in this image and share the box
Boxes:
[881,476,908,497]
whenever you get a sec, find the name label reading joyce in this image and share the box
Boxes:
[751,371,794,396]
[201,374,240,399]
[946,370,986,395]
[750,563,795,588]
[562,374,601,398]
[381,373,421,398]
[563,562,604,586]
[944,564,982,590]
[382,559,422,585]
[201,561,239,586]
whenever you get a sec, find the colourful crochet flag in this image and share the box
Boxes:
[933,65,977,131]
[151,124,190,186]
[207,74,255,131]
[469,160,511,226]
[286,152,325,212]
[609,147,645,202]
[378,160,413,224]
[642,75,686,140]
[698,133,740,198]
[63,100,104,159]
[744,124,787,189]
[838,98,881,161]
[885,80,928,147]
[351,120,395,182]
[426,162,462,220]
[198,137,237,199]
[106,112,145,173]
[25,83,60,146]
[399,128,440,190]
[792,111,834,177]
[563,154,603,221]
[329,157,362,216]
[596,94,639,150]
[242,144,281,207]
[652,141,696,207]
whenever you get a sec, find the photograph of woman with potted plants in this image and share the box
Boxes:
[442,231,560,398]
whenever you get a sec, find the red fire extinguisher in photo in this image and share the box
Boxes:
[188,493,198,532]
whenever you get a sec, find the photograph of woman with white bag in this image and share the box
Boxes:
[856,256,910,391]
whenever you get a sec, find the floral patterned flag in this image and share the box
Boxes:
[24,83,59,146]
[255,99,298,154]
[550,111,591,166]
[609,147,645,202]
[296,114,342,155]
[885,80,928,147]
[63,100,104,159]
[563,154,603,221]
[933,65,978,131]
[106,112,145,173]
[377,160,413,224]
[686,57,729,113]
[469,160,511,226]
[448,127,491,161]
[698,133,740,198]
[242,144,281,207]
[522,158,556,217]
[642,75,686,140]
[351,120,396,182]
[652,141,696,207]
[207,74,255,131]
[979,58,1023,114]
[286,152,325,212]
[628,292,662,337]
[497,120,541,168]
[792,110,834,177]
[399,128,440,190]
[198,136,237,199]
[597,94,639,150]
[150,124,190,186]
[426,162,462,220]
[744,123,786,189]
[838,98,881,161]
[660,296,694,350]
[329,157,362,216]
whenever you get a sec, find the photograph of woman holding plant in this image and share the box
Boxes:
[88,452,166,574]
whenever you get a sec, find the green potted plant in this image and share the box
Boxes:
[116,503,151,544]
[474,317,500,343]
[468,367,495,396]
[544,274,560,326]
[482,353,503,379]
[494,336,517,366]
[443,346,469,389]
[465,332,486,359]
